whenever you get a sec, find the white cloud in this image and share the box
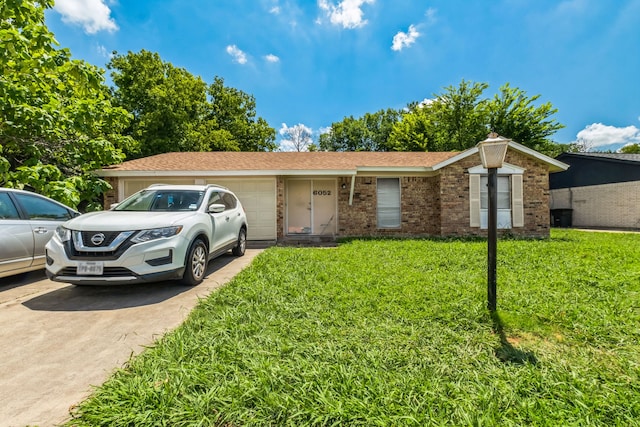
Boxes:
[391,24,420,51]
[318,0,374,29]
[96,44,110,58]
[226,45,248,64]
[270,6,281,14]
[265,54,280,63]
[575,123,640,151]
[54,0,118,34]
[425,7,437,24]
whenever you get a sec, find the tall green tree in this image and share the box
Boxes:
[207,77,276,152]
[388,80,489,152]
[430,80,490,151]
[620,144,640,154]
[325,80,564,155]
[0,0,135,210]
[390,80,564,154]
[387,105,438,151]
[108,51,276,156]
[319,109,401,151]
[487,83,564,153]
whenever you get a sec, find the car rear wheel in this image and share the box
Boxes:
[232,228,246,257]
[181,239,207,286]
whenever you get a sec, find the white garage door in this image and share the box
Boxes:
[206,178,277,241]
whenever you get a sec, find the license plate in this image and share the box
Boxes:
[77,261,104,275]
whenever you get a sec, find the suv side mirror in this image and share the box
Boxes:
[208,203,226,213]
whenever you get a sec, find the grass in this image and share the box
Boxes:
[67,229,640,426]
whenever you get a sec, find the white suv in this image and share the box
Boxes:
[45,184,247,285]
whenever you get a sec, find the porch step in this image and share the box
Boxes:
[278,235,338,247]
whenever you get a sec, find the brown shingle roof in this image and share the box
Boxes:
[101,151,462,172]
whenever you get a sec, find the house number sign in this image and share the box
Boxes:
[313,190,332,196]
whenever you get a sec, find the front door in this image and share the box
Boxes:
[286,180,336,236]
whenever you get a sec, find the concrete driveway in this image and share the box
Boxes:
[0,249,263,427]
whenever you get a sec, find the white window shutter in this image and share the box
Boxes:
[469,174,481,227]
[512,174,524,227]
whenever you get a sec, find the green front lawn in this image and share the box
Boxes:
[68,230,640,426]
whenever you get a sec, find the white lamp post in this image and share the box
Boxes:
[477,133,511,311]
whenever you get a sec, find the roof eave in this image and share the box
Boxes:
[356,166,436,173]
[96,169,359,177]
[430,142,570,172]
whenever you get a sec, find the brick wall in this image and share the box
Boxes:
[103,177,119,209]
[512,151,551,237]
[336,175,440,238]
[438,156,476,237]
[551,182,640,229]
[436,150,550,238]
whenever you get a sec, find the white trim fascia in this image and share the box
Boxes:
[431,142,570,172]
[431,148,479,171]
[507,140,569,172]
[356,166,435,173]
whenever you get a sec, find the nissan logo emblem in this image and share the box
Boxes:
[91,233,106,246]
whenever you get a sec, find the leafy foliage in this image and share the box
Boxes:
[0,0,134,209]
[324,80,565,155]
[487,83,565,154]
[108,51,276,157]
[319,109,401,151]
[620,143,640,154]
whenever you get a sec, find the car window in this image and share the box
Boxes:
[0,193,21,219]
[221,192,237,210]
[174,191,203,210]
[115,190,155,211]
[149,191,203,211]
[116,190,204,211]
[13,193,73,221]
[207,191,223,207]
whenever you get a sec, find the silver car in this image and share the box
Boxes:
[0,188,80,279]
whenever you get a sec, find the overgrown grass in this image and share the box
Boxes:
[67,230,640,426]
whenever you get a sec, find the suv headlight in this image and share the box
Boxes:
[131,226,183,243]
[55,226,71,243]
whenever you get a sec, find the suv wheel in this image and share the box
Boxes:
[232,228,246,257]
[181,239,207,285]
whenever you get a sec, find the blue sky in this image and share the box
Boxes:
[45,0,640,152]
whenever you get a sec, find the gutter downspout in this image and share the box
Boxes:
[349,174,356,206]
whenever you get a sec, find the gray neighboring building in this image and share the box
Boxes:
[550,152,640,229]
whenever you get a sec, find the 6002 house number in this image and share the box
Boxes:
[313,190,331,196]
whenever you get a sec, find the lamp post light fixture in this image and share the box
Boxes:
[477,133,511,312]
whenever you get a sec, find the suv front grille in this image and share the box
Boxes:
[79,231,121,248]
[65,230,137,261]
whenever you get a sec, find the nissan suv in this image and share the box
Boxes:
[45,184,247,285]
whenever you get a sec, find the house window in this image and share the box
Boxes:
[469,165,524,229]
[480,175,511,229]
[377,178,401,228]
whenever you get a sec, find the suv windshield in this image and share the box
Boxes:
[115,190,205,212]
